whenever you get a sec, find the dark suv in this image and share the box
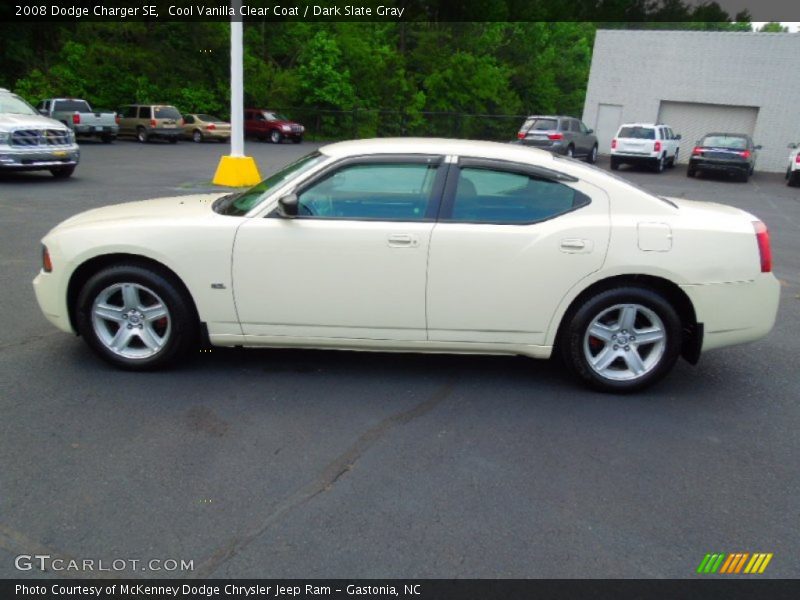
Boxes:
[687,133,761,182]
[516,115,598,163]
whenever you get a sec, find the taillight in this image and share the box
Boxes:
[547,133,563,141]
[206,123,216,130]
[611,138,617,149]
[150,119,157,127]
[516,131,525,139]
[654,141,661,152]
[42,246,52,273]
[72,113,80,124]
[739,150,751,159]
[115,115,120,125]
[692,147,703,155]
[753,221,772,273]
[796,154,800,164]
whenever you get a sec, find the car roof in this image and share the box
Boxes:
[525,115,570,119]
[320,137,562,164]
[703,132,749,137]
[619,123,660,128]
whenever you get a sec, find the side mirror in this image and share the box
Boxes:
[754,145,762,150]
[586,129,594,134]
[277,193,299,218]
[675,134,682,140]
[789,143,798,149]
[39,109,48,116]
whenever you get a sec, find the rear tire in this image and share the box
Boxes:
[168,137,178,144]
[559,286,682,393]
[565,145,574,158]
[654,155,666,173]
[585,144,598,164]
[788,170,800,187]
[75,264,197,370]
[687,167,696,178]
[610,157,620,171]
[192,130,203,143]
[101,134,114,144]
[136,127,148,143]
[739,169,750,183]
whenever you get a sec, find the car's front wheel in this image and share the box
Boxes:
[136,127,148,143]
[75,264,197,370]
[270,130,283,144]
[50,166,75,179]
[560,287,682,392]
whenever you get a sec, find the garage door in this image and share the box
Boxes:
[595,103,623,155]
[657,101,759,164]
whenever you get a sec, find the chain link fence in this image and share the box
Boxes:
[269,108,527,142]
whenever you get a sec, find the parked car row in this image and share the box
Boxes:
[516,115,791,185]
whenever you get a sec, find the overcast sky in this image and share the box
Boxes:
[690,1,800,22]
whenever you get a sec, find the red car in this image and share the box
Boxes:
[244,108,304,143]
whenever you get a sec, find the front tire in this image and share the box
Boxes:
[75,264,197,370]
[270,130,283,144]
[50,166,75,179]
[101,134,114,144]
[560,287,682,393]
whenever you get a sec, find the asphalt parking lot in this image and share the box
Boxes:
[1,139,798,579]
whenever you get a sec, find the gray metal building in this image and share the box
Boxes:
[582,29,800,172]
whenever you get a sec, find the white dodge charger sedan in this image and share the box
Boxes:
[33,138,779,392]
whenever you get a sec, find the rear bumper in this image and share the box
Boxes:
[147,128,182,139]
[681,275,780,353]
[74,125,118,136]
[518,139,567,153]
[611,152,658,163]
[689,158,749,174]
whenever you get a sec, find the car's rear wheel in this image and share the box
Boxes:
[101,134,114,144]
[565,145,574,158]
[168,137,178,144]
[76,265,197,370]
[270,130,283,144]
[687,166,696,178]
[669,150,678,167]
[585,144,598,164]
[739,169,750,183]
[50,166,75,179]
[788,169,799,187]
[293,136,303,144]
[192,130,203,143]
[610,157,620,170]
[654,155,666,173]
[560,287,682,392]
[136,127,148,143]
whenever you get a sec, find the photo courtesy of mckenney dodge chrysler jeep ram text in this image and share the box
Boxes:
[32,139,779,392]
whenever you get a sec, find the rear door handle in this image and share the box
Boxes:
[388,234,419,248]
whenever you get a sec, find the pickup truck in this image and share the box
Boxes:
[37,98,118,143]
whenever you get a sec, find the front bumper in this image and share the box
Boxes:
[33,268,74,334]
[0,144,80,170]
[681,275,780,353]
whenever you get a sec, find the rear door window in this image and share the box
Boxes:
[444,166,590,224]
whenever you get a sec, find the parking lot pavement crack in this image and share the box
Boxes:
[191,379,456,579]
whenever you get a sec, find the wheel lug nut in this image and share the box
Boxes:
[624,345,630,351]
[613,344,618,350]
[123,314,128,319]
[612,334,617,339]
[127,324,132,329]
[630,336,636,341]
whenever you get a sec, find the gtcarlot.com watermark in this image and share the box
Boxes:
[14,554,194,573]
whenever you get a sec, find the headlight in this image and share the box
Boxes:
[282,125,291,131]
[67,129,76,143]
[0,131,9,144]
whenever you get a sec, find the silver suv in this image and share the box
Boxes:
[0,88,80,178]
[516,115,599,163]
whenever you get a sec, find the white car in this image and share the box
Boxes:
[610,123,681,173]
[786,143,800,187]
[33,138,779,392]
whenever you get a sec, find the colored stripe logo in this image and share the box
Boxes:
[697,553,773,574]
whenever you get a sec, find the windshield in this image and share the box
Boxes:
[522,117,557,132]
[618,126,655,140]
[0,93,38,116]
[214,152,327,216]
[154,106,181,119]
[197,114,223,122]
[702,135,747,149]
[264,112,290,122]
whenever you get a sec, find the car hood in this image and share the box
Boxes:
[0,113,70,131]
[53,193,225,231]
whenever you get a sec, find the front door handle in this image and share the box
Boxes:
[388,234,419,248]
